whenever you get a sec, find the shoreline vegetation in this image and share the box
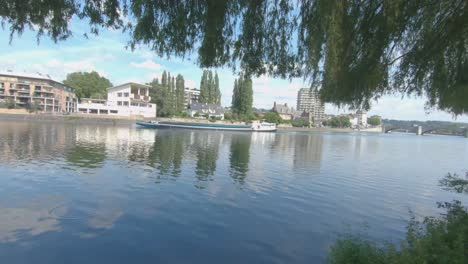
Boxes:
[0,111,381,133]
[328,172,468,264]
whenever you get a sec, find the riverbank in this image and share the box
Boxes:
[0,111,383,133]
[0,112,137,126]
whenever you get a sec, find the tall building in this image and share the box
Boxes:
[296,88,325,120]
[0,71,77,112]
[184,87,200,107]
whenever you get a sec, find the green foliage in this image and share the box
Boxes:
[367,115,382,126]
[2,98,16,109]
[175,74,185,113]
[231,73,253,116]
[194,112,200,117]
[324,116,351,128]
[328,172,468,264]
[63,71,112,99]
[148,70,186,117]
[199,70,221,105]
[263,112,282,124]
[176,111,188,118]
[223,111,233,120]
[291,118,309,127]
[5,1,468,114]
[203,113,209,119]
[26,100,42,113]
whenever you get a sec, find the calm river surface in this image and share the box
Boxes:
[0,120,467,263]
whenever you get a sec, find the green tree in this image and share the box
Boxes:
[291,118,310,127]
[175,74,185,113]
[263,112,282,124]
[3,97,16,109]
[63,71,112,99]
[231,73,253,116]
[199,69,221,105]
[199,70,209,103]
[6,1,468,114]
[326,116,351,128]
[367,116,382,126]
[214,72,221,105]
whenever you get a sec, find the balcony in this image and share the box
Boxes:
[132,94,150,101]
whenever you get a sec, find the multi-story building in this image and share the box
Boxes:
[77,82,156,118]
[0,71,77,112]
[296,88,325,120]
[184,87,200,107]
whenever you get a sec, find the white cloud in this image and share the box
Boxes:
[185,79,196,88]
[130,59,162,70]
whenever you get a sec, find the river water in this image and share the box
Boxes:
[0,120,467,263]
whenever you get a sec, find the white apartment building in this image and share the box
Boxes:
[184,87,200,107]
[296,88,325,120]
[77,82,156,118]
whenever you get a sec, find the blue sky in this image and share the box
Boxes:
[0,20,466,122]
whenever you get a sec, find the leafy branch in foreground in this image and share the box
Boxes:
[328,172,468,264]
[1,1,468,115]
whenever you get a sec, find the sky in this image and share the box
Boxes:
[0,20,467,122]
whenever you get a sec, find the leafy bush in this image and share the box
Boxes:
[224,112,233,120]
[193,112,200,117]
[367,115,381,126]
[328,172,468,264]
[324,116,351,128]
[263,111,283,124]
[291,118,309,127]
[175,111,188,118]
[3,98,16,109]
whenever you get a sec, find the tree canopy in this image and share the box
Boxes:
[148,70,186,117]
[3,0,468,115]
[199,70,221,105]
[63,71,112,99]
[231,73,253,116]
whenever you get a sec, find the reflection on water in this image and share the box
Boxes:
[0,195,65,243]
[0,120,467,263]
[229,135,251,184]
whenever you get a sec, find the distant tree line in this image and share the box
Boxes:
[148,70,185,117]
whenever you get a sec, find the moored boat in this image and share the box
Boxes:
[136,120,277,132]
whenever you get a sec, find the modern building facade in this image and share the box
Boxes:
[296,88,325,120]
[0,71,77,112]
[77,83,156,118]
[184,87,200,107]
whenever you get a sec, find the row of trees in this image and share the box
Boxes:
[231,73,253,116]
[199,70,221,105]
[148,71,185,117]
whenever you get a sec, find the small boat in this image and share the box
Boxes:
[136,120,277,132]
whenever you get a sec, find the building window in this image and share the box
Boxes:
[124,92,129,97]
[117,101,122,106]
[110,110,118,114]
[123,101,129,106]
[149,105,152,108]
[117,92,122,97]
